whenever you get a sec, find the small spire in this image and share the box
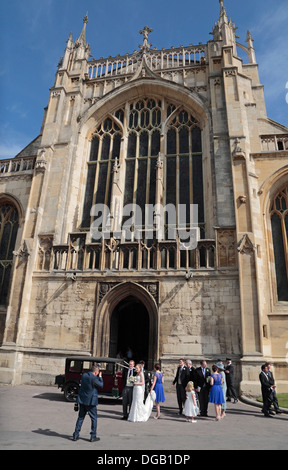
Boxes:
[211,0,237,46]
[77,14,88,46]
[246,30,254,44]
[66,31,73,47]
[218,0,228,23]
[74,14,90,59]
[245,30,256,64]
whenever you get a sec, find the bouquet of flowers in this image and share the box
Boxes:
[129,375,137,384]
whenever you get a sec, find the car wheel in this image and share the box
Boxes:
[64,383,79,402]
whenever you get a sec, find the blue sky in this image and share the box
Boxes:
[0,0,287,159]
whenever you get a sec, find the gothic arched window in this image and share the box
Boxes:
[0,203,19,305]
[124,98,161,226]
[82,116,123,228]
[270,186,288,301]
[82,98,204,239]
[166,109,204,232]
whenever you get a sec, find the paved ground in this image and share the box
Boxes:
[0,384,287,451]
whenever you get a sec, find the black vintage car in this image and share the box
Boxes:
[55,356,124,402]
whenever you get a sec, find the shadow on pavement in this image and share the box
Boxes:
[32,428,73,441]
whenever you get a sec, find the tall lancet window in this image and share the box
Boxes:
[124,98,161,228]
[270,186,288,301]
[166,108,204,236]
[82,116,123,228]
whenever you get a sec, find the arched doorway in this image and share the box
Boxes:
[95,282,158,369]
[109,296,150,364]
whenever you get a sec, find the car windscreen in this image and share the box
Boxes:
[97,362,115,374]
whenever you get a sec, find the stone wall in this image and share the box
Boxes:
[25,276,97,351]
[159,275,241,359]
[10,272,241,387]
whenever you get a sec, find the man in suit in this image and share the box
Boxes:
[186,359,196,383]
[265,362,281,414]
[194,360,211,417]
[172,358,190,414]
[259,364,274,417]
[72,364,103,442]
[121,359,136,419]
[225,358,238,403]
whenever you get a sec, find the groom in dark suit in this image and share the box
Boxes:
[173,358,190,414]
[121,360,136,419]
[72,364,103,442]
[194,360,211,417]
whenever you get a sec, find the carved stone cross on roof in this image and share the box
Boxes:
[139,26,153,51]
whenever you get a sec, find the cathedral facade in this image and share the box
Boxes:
[0,2,287,395]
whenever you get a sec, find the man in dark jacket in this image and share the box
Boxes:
[121,360,136,420]
[265,362,281,414]
[194,360,211,417]
[259,364,274,417]
[172,358,190,415]
[72,364,103,442]
[225,358,238,403]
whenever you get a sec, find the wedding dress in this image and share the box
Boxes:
[128,375,156,422]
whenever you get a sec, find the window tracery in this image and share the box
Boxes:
[0,203,19,305]
[165,108,204,231]
[124,99,162,221]
[270,186,288,301]
[82,98,204,238]
[82,116,122,227]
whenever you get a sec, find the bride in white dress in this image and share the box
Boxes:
[128,364,155,422]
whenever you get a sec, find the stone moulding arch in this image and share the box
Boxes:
[75,75,215,243]
[0,192,25,227]
[93,281,159,365]
[258,164,288,215]
[258,164,288,304]
[79,77,211,139]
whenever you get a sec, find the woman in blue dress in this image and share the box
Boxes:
[150,363,165,419]
[209,364,225,420]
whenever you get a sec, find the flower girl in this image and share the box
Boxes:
[183,381,198,423]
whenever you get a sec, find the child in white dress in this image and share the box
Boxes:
[183,381,198,423]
